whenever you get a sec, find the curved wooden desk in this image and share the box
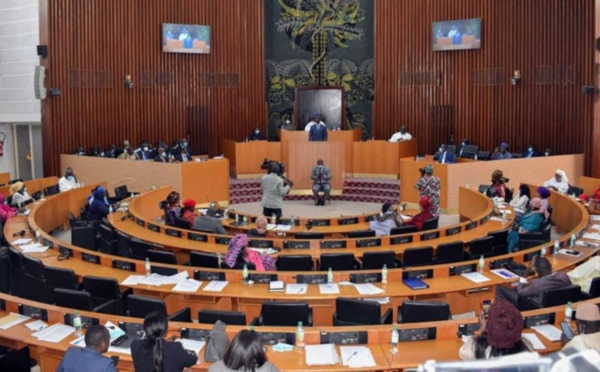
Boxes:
[0,176,58,199]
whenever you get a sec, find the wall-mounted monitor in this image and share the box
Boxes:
[162,23,211,54]
[432,18,481,51]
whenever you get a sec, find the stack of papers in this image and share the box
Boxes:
[319,283,340,294]
[269,281,285,292]
[305,344,339,366]
[286,284,308,294]
[138,272,189,286]
[25,319,48,331]
[173,279,202,292]
[249,247,278,255]
[340,346,376,368]
[531,324,562,342]
[583,232,600,241]
[32,323,74,343]
[576,241,599,248]
[590,215,600,221]
[139,273,168,286]
[19,242,49,253]
[461,272,491,283]
[522,333,546,350]
[13,238,32,245]
[491,269,518,280]
[354,283,385,295]
[178,338,206,354]
[203,280,229,292]
[121,275,146,285]
[0,313,30,330]
[275,224,292,231]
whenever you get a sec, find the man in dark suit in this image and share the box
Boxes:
[248,127,266,141]
[174,148,191,162]
[308,116,328,141]
[311,159,331,205]
[523,145,538,158]
[433,144,457,164]
[154,147,170,162]
[56,325,117,372]
[136,141,153,161]
[192,206,226,234]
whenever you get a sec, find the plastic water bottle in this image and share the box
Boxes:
[151,184,156,190]
[382,264,388,284]
[145,258,151,276]
[478,255,485,273]
[540,246,546,257]
[290,215,296,226]
[242,264,249,284]
[501,211,507,223]
[271,215,276,225]
[296,321,305,348]
[391,324,399,355]
[73,311,82,337]
[554,240,560,256]
[35,228,41,242]
[570,234,576,248]
[327,267,333,284]
[242,215,247,223]
[565,302,574,321]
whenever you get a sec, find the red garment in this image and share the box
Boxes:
[494,183,506,198]
[181,210,195,228]
[406,210,434,231]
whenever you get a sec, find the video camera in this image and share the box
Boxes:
[261,158,285,177]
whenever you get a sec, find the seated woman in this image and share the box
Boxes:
[180,199,197,228]
[403,196,434,231]
[224,234,276,271]
[509,184,531,217]
[491,170,512,202]
[159,191,180,226]
[543,169,569,194]
[247,216,274,238]
[9,182,32,208]
[209,329,280,372]
[369,202,403,236]
[459,300,533,360]
[87,187,110,221]
[0,194,16,223]
[536,186,551,210]
[507,197,548,252]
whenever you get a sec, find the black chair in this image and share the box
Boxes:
[333,298,393,326]
[477,151,491,161]
[198,310,246,325]
[189,251,221,268]
[277,255,313,271]
[114,185,138,200]
[71,226,97,250]
[43,266,78,304]
[582,277,600,300]
[23,273,47,303]
[447,145,457,155]
[518,285,582,311]
[348,230,376,239]
[421,218,439,231]
[488,229,509,256]
[460,145,479,159]
[361,251,399,270]
[174,217,191,229]
[115,231,130,257]
[54,288,118,314]
[43,184,60,197]
[468,236,494,258]
[252,302,312,326]
[0,254,9,294]
[519,224,551,250]
[402,247,434,268]
[0,346,32,372]
[126,295,191,322]
[68,213,88,228]
[295,232,325,240]
[319,253,358,271]
[7,247,24,297]
[96,237,116,255]
[150,266,178,276]
[435,241,465,264]
[148,249,177,264]
[129,238,151,260]
[22,255,44,279]
[398,301,451,323]
[83,275,132,315]
[97,224,114,242]
[390,225,416,235]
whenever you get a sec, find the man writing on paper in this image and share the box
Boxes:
[56,325,117,372]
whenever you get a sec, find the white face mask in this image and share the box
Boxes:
[439,147,443,153]
[528,147,533,152]
[161,153,166,158]
[143,147,149,151]
[182,142,188,147]
[255,130,260,134]
[461,142,465,146]
[545,152,550,156]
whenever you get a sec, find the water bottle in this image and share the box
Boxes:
[296,321,305,348]
[391,324,399,355]
[382,264,388,284]
[501,211,507,223]
[540,246,546,257]
[73,311,82,337]
[271,215,276,225]
[242,215,247,223]
[327,267,333,284]
[554,240,560,256]
[478,255,485,273]
[151,184,156,190]
[565,301,573,321]
[109,204,114,213]
[290,215,296,226]
[145,258,151,276]
[242,264,249,284]
[35,228,41,242]
[570,233,576,248]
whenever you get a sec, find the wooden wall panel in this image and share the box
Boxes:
[374,0,595,172]
[41,0,266,176]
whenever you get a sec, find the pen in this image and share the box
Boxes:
[346,351,358,362]
[298,287,304,293]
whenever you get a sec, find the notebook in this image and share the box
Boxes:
[402,277,429,290]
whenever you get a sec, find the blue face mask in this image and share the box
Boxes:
[182,142,188,147]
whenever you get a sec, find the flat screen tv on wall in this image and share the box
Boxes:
[162,23,211,54]
[432,18,481,51]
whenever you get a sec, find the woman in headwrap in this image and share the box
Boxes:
[159,191,180,226]
[459,300,533,360]
[507,197,548,252]
[537,186,551,209]
[0,194,17,223]
[180,199,197,228]
[490,170,510,200]
[415,164,440,217]
[9,182,32,208]
[87,187,110,221]
[404,196,434,231]
[224,234,276,272]
[543,169,569,194]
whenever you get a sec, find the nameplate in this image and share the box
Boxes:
[399,327,436,342]
[365,214,379,222]
[338,217,359,225]
[445,226,461,236]
[18,304,48,321]
[147,223,160,232]
[309,219,330,227]
[350,273,381,284]
[479,215,489,224]
[466,221,478,230]
[390,235,413,245]
[297,274,326,284]
[180,328,211,341]
[58,245,73,258]
[402,269,433,280]
[524,313,555,328]
[249,273,277,284]
[165,228,181,238]
[279,218,299,226]
[283,240,310,249]
[489,258,512,270]
[82,252,100,264]
[112,259,135,272]
[194,270,225,281]
[320,240,347,249]
[421,231,440,241]
[136,218,145,227]
[449,264,476,276]
[215,236,231,245]
[188,232,208,242]
[320,331,367,345]
[64,313,99,328]
[259,332,295,345]
[524,250,542,262]
[457,323,480,337]
[249,239,273,248]
[356,238,381,248]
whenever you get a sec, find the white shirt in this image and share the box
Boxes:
[389,131,413,142]
[304,121,317,132]
[59,176,79,192]
[12,191,32,207]
[543,177,569,194]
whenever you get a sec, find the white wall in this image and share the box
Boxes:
[0,0,40,177]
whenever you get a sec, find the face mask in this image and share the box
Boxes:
[143,147,148,151]
[100,152,105,157]
[161,153,166,158]
[255,130,260,134]
[461,142,465,146]
[318,165,323,168]
[183,142,188,147]
[545,152,550,156]
[528,147,533,152]
[439,147,443,153]
[23,187,27,193]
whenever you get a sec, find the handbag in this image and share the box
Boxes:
[204,320,230,362]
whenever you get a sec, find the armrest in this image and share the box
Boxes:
[94,299,119,315]
[380,308,393,324]
[517,296,541,311]
[168,307,191,323]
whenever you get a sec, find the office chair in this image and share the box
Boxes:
[83,275,132,315]
[7,247,25,297]
[333,298,393,326]
[477,151,491,161]
[402,247,434,268]
[174,217,191,229]
[43,266,79,304]
[277,255,313,271]
[115,231,130,257]
[398,301,451,323]
[189,251,221,268]
[319,253,358,271]
[421,218,439,231]
[468,236,494,258]
[129,238,151,260]
[22,255,44,279]
[361,251,399,270]
[97,224,114,242]
[519,224,551,250]
[198,310,246,325]
[435,241,465,264]
[71,226,97,250]
[295,232,325,240]
[518,285,581,311]
[54,288,118,315]
[252,302,312,326]
[43,184,60,197]
[23,273,47,303]
[127,295,191,322]
[390,225,417,235]
[348,230,376,239]
[460,145,479,159]
[487,229,509,256]
[0,255,9,294]
[581,277,600,300]
[150,266,178,276]
[148,249,177,264]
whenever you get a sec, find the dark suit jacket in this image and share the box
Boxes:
[434,151,456,164]
[309,123,328,141]
[154,155,168,163]
[174,153,191,162]
[56,347,117,372]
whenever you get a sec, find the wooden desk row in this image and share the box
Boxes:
[0,176,58,199]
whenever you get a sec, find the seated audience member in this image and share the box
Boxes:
[537,186,551,209]
[136,141,153,161]
[88,187,110,221]
[506,197,548,252]
[209,329,280,372]
[174,148,191,162]
[0,194,16,223]
[248,215,273,238]
[171,138,192,157]
[523,144,538,158]
[248,127,266,141]
[544,169,569,194]
[369,202,402,236]
[105,145,118,158]
[304,112,319,132]
[564,303,600,352]
[491,170,512,201]
[154,147,170,163]
[131,312,197,372]
[544,148,552,157]
[497,256,571,306]
[59,167,80,192]
[404,196,434,231]
[192,206,226,234]
[224,234,276,271]
[159,191,181,226]
[75,146,86,156]
[491,143,512,160]
[509,184,531,215]
[9,182,32,208]
[117,147,140,160]
[180,199,197,228]
[56,325,117,372]
[433,144,456,164]
[459,300,533,360]
[388,125,412,142]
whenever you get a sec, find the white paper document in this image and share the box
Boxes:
[319,283,340,294]
[590,215,600,221]
[249,247,278,255]
[121,275,146,286]
[583,233,600,241]
[286,283,308,295]
[305,344,339,366]
[178,338,206,354]
[354,283,385,295]
[173,279,202,292]
[531,324,562,342]
[461,272,491,283]
[25,319,48,331]
[108,345,132,355]
[340,346,376,368]
[33,323,74,343]
[13,238,32,245]
[139,273,168,286]
[19,242,49,253]
[576,240,599,248]
[522,333,546,350]
[203,280,229,292]
[275,224,292,231]
[0,313,30,330]
[161,271,189,285]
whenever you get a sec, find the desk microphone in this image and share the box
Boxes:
[12,230,25,237]
[121,212,131,221]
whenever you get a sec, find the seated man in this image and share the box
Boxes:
[457,138,472,157]
[56,325,117,372]
[135,141,153,161]
[192,206,226,235]
[154,147,170,163]
[496,256,571,306]
[59,167,80,192]
[311,159,331,206]
[433,144,457,164]
[117,147,140,160]
[564,303,600,352]
[523,144,538,158]
[174,147,191,162]
[388,126,412,142]
[248,215,274,238]
[248,127,266,141]
[491,142,512,160]
[369,202,402,236]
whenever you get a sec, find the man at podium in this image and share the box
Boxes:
[311,159,331,206]
[308,115,328,141]
[389,126,412,142]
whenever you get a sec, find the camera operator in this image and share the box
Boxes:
[261,162,290,223]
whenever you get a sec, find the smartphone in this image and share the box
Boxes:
[561,321,574,341]
[482,300,492,319]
